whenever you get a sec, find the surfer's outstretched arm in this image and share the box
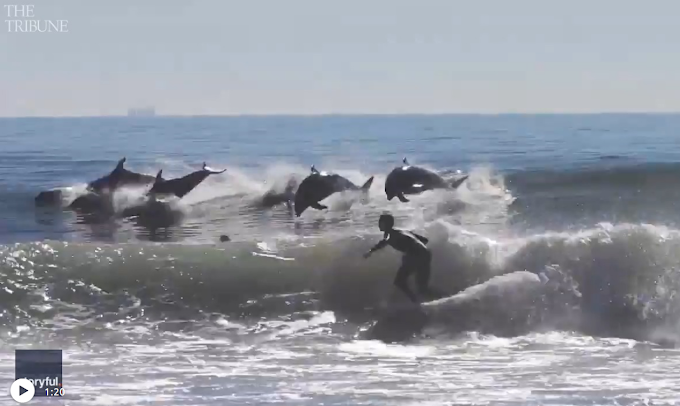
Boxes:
[364,238,388,258]
[413,233,429,245]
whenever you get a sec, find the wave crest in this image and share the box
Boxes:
[2,222,680,343]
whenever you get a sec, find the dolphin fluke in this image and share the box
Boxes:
[449,175,469,189]
[358,176,374,204]
[360,176,374,191]
[202,162,226,174]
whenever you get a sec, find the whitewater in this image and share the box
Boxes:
[2,114,680,405]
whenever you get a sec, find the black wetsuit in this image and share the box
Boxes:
[368,228,437,303]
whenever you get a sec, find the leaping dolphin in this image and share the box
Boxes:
[35,157,155,207]
[87,157,156,194]
[148,163,226,198]
[293,165,374,217]
[384,158,468,203]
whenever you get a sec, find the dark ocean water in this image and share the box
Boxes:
[2,114,680,405]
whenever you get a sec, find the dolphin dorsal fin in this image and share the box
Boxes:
[115,157,126,171]
[155,169,163,181]
[311,165,319,174]
[402,157,409,166]
[202,162,207,170]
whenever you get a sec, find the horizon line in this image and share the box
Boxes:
[3,111,680,119]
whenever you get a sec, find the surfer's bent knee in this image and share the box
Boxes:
[415,254,432,289]
[394,269,409,288]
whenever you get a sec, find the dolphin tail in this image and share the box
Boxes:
[359,176,374,202]
[449,175,469,189]
[202,162,226,174]
[360,176,374,192]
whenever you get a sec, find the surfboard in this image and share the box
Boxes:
[420,293,453,307]
[369,301,430,342]
[380,301,423,314]
[380,290,450,312]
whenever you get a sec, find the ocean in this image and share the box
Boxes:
[1,114,680,405]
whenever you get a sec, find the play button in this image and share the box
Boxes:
[10,379,35,403]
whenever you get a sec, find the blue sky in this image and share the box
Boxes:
[2,0,680,116]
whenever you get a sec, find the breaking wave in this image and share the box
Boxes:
[3,222,680,345]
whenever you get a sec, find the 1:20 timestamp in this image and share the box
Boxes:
[46,387,64,397]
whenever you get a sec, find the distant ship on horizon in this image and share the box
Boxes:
[127,107,156,117]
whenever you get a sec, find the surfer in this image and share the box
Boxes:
[363,213,440,303]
